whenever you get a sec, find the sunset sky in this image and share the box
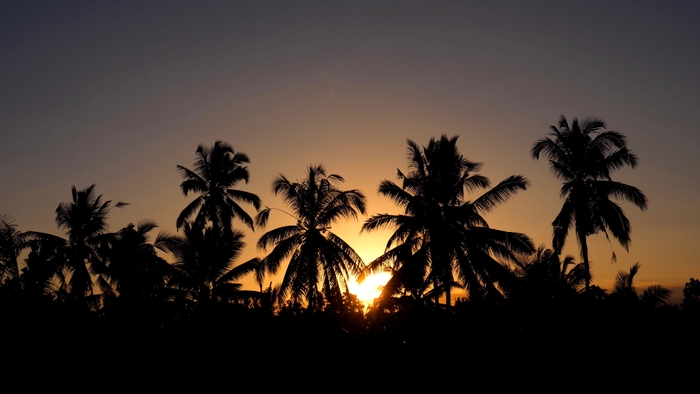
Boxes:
[2,1,698,302]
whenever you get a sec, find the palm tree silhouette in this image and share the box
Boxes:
[0,215,27,296]
[255,165,367,312]
[101,221,175,303]
[532,116,648,291]
[510,245,586,301]
[176,141,262,233]
[610,262,670,307]
[29,185,127,304]
[161,221,261,308]
[612,262,641,300]
[362,135,534,307]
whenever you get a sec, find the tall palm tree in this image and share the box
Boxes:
[362,135,534,307]
[532,116,648,291]
[176,141,261,233]
[255,165,367,312]
[29,185,127,302]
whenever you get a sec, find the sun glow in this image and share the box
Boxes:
[348,272,392,308]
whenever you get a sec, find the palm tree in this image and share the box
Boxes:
[22,236,62,299]
[161,221,261,308]
[640,285,670,308]
[362,135,534,308]
[27,185,127,305]
[532,116,648,291]
[610,262,670,307]
[255,164,367,312]
[176,141,261,233]
[510,245,586,301]
[101,221,175,303]
[612,262,641,301]
[0,215,27,297]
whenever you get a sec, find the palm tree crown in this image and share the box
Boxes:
[0,215,27,295]
[161,221,260,307]
[176,141,262,233]
[362,135,534,307]
[28,185,128,301]
[532,116,648,290]
[255,164,367,311]
[56,185,128,245]
[101,221,175,302]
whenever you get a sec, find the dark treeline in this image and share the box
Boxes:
[1,117,698,381]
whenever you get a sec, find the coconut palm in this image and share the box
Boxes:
[610,262,670,307]
[101,221,175,303]
[176,141,261,233]
[255,164,367,312]
[162,221,261,308]
[22,235,62,299]
[28,185,127,303]
[362,135,534,307]
[510,245,586,301]
[612,262,641,300]
[0,215,27,296]
[640,285,670,308]
[532,116,648,291]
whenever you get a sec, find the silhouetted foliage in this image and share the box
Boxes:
[0,215,26,298]
[611,262,641,301]
[161,221,261,310]
[1,130,691,383]
[99,221,175,304]
[682,278,700,312]
[609,263,670,308]
[509,245,585,303]
[362,135,534,308]
[256,164,367,312]
[640,285,671,308]
[27,185,127,306]
[176,140,261,233]
[532,116,647,291]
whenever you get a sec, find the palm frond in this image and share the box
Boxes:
[596,180,648,211]
[257,225,302,251]
[176,197,204,230]
[472,175,530,214]
[226,188,262,211]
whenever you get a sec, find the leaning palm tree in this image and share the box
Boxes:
[532,116,648,291]
[362,135,534,307]
[255,165,367,312]
[176,140,262,233]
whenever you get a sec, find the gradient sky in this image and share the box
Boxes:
[2,1,699,302]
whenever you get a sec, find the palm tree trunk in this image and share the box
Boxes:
[433,278,439,305]
[579,233,591,292]
[308,269,315,313]
[445,271,451,309]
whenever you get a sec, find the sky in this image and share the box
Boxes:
[2,1,699,303]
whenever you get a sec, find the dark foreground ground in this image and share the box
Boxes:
[3,301,698,389]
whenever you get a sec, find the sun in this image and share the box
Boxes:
[347,271,392,308]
